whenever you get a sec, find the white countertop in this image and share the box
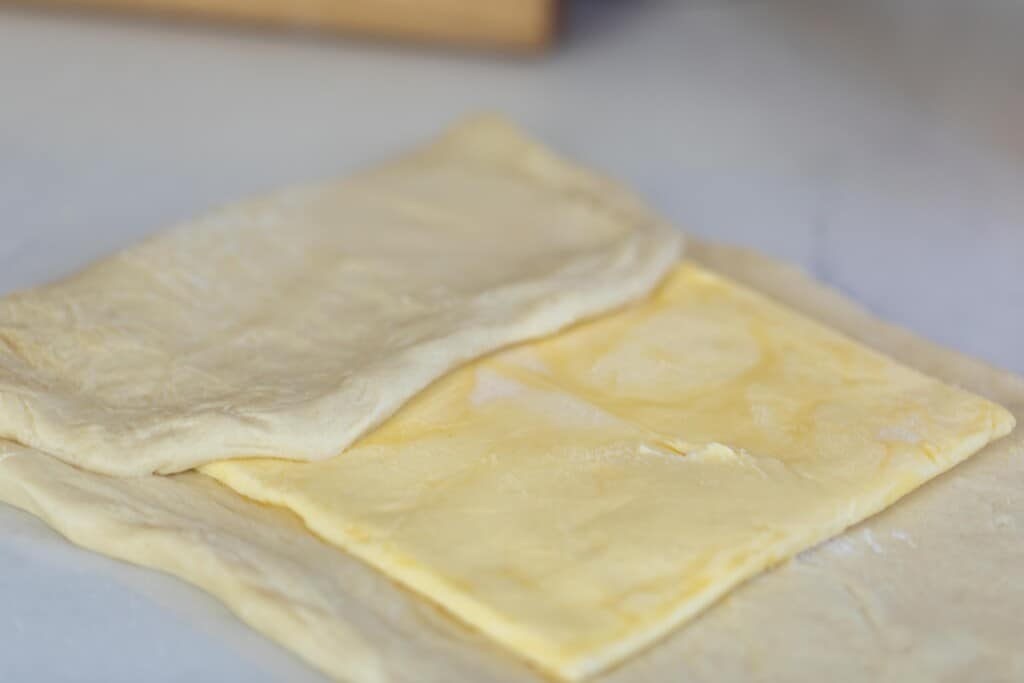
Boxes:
[1,1,1022,680]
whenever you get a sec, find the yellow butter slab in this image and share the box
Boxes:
[203,263,1014,680]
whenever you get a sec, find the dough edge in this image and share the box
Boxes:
[0,240,1020,683]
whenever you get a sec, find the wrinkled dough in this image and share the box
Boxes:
[0,115,681,475]
[0,244,1019,683]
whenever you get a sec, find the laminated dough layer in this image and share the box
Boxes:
[204,262,1014,680]
[0,243,1020,682]
[0,116,681,476]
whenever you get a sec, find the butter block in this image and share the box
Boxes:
[203,264,1014,680]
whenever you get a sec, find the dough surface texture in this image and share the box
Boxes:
[0,243,1019,682]
[0,116,681,475]
[204,262,1013,680]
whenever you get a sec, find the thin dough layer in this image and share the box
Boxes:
[204,263,1014,680]
[0,116,681,476]
[0,243,1020,683]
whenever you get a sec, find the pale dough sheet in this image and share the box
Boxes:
[0,241,1021,682]
[0,116,680,476]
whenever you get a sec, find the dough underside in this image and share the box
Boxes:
[0,242,1018,682]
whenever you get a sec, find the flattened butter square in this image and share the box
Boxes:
[203,264,1014,681]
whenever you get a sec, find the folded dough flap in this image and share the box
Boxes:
[0,115,681,476]
[204,264,1015,680]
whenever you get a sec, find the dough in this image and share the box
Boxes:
[0,243,1019,682]
[0,115,681,476]
[203,263,1012,680]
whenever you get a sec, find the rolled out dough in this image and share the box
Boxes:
[0,115,680,476]
[203,262,1012,680]
[0,243,1019,682]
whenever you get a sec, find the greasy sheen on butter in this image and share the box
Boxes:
[203,264,1014,681]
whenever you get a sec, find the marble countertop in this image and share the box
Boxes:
[1,1,1021,680]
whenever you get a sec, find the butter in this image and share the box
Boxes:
[203,264,1014,681]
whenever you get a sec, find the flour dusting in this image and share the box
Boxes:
[862,529,884,554]
[470,370,524,405]
[993,514,1015,530]
[823,536,857,556]
[890,530,918,548]
[877,425,922,444]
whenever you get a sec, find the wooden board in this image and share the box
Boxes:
[14,0,561,50]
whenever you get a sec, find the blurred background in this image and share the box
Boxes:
[1,0,1022,374]
[0,2,1023,680]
